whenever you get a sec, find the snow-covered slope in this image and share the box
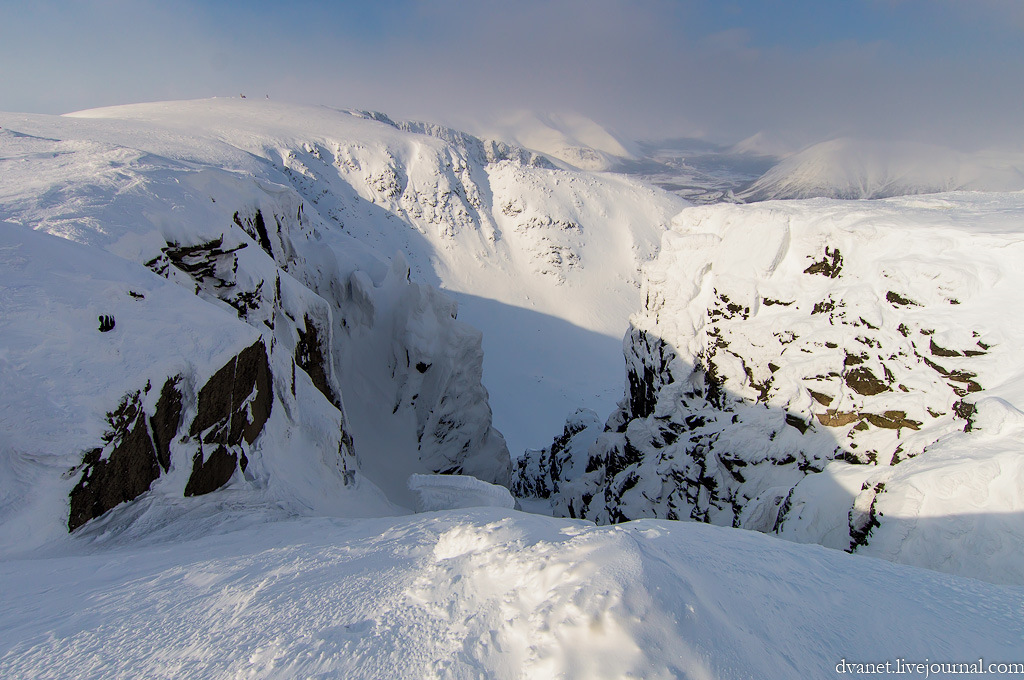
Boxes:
[468,110,639,172]
[515,192,1024,584]
[741,138,1024,201]
[50,99,682,458]
[0,97,686,538]
[0,102,524,539]
[2,507,1022,679]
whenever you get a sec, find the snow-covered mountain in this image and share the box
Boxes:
[515,192,1024,584]
[4,98,1024,677]
[740,138,1024,201]
[0,99,686,526]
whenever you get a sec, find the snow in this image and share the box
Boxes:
[408,473,516,512]
[2,508,1022,679]
[48,98,684,458]
[466,110,638,171]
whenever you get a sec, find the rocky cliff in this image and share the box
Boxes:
[514,194,1024,583]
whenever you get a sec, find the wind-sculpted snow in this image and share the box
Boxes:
[516,193,1024,584]
[408,473,516,512]
[2,508,1022,679]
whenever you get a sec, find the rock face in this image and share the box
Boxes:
[69,341,273,529]
[55,161,512,529]
[184,340,272,496]
[514,197,1024,579]
[68,393,161,532]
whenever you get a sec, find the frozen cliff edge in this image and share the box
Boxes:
[515,192,1024,584]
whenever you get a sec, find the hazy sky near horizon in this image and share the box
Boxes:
[2,0,1022,149]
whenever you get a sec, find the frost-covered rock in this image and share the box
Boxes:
[516,193,1024,583]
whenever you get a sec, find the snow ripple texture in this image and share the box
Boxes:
[2,509,1022,679]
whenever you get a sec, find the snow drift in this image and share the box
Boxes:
[2,508,1022,679]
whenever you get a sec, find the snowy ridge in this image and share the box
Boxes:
[515,192,1024,584]
[740,138,1024,201]
[468,110,639,171]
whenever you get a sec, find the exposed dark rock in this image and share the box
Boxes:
[190,340,272,446]
[816,410,861,427]
[146,236,247,286]
[864,411,921,431]
[803,246,843,278]
[185,340,271,495]
[234,209,274,258]
[849,483,885,551]
[295,315,338,407]
[929,338,961,358]
[233,341,273,445]
[68,341,273,530]
[844,352,867,367]
[808,390,832,406]
[191,354,238,437]
[953,400,978,432]
[785,413,811,434]
[628,361,657,419]
[885,291,920,307]
[812,298,836,315]
[225,280,264,320]
[68,397,160,531]
[845,366,889,396]
[921,356,983,395]
[149,377,183,471]
[183,446,238,497]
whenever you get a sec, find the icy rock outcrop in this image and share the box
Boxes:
[515,196,1024,582]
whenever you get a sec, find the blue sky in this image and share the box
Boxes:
[2,0,1021,148]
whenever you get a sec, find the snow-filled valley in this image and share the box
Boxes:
[2,98,1024,678]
